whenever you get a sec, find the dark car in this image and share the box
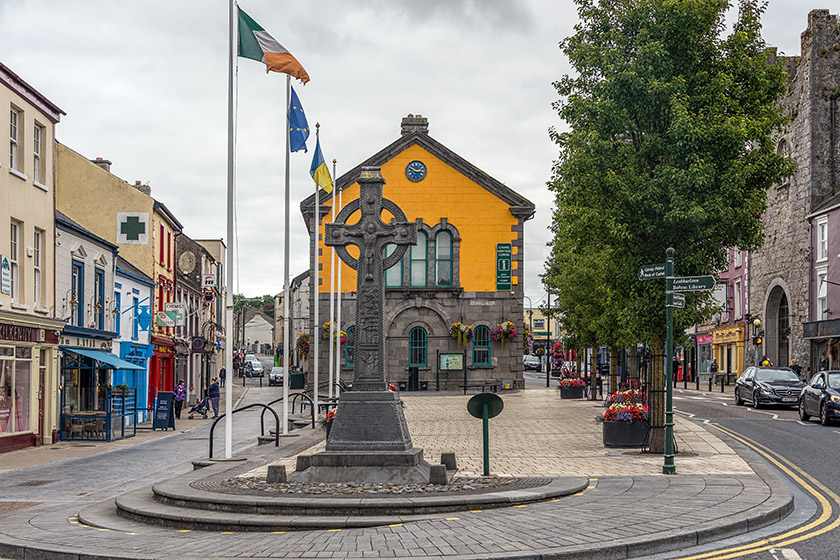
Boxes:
[268,367,285,386]
[523,355,542,372]
[734,366,804,408]
[798,370,840,426]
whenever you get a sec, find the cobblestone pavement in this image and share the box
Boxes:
[0,387,791,560]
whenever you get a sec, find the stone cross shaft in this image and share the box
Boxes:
[325,167,417,391]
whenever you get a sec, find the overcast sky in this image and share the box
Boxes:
[0,0,829,307]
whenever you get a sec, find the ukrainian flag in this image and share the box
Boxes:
[310,137,333,193]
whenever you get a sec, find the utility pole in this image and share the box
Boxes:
[545,291,551,387]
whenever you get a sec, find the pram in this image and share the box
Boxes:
[187,395,210,419]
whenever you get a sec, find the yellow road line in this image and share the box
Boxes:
[673,424,839,560]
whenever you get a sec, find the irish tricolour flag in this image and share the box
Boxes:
[238,7,309,84]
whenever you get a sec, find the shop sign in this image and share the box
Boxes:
[803,319,840,340]
[496,243,512,291]
[164,303,186,326]
[696,334,714,345]
[156,311,177,327]
[59,334,112,351]
[0,323,31,342]
[0,255,10,295]
[203,274,215,289]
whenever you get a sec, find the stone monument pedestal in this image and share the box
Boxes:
[294,447,433,484]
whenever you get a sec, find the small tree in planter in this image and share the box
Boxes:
[599,388,649,447]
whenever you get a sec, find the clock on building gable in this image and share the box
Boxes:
[178,251,196,274]
[405,160,427,182]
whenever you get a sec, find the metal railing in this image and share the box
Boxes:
[208,403,280,459]
[259,392,316,435]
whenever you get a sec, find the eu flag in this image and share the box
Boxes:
[289,86,309,153]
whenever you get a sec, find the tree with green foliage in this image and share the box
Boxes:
[546,0,794,452]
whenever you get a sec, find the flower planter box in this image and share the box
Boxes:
[602,421,648,448]
[560,385,585,399]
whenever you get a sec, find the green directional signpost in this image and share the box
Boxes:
[467,393,504,476]
[640,250,715,475]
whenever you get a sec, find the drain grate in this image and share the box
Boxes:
[16,480,56,487]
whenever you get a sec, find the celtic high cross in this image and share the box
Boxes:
[325,167,417,391]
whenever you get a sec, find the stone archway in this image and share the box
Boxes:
[765,285,790,367]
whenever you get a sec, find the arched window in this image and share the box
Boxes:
[410,232,427,287]
[473,325,491,366]
[384,244,402,287]
[409,326,427,367]
[344,326,356,367]
[435,231,452,287]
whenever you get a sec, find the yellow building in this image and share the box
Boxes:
[0,62,65,452]
[55,145,183,406]
[302,115,535,390]
[713,324,745,377]
[524,307,560,354]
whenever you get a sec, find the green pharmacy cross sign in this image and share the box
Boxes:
[120,216,146,241]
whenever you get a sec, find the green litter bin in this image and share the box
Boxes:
[289,371,305,390]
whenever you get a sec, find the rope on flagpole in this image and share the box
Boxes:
[333,159,340,400]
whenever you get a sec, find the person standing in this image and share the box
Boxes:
[173,380,187,420]
[761,355,772,366]
[208,377,221,418]
[710,358,719,386]
[789,358,803,380]
[219,367,226,387]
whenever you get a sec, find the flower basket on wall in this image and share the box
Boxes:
[490,321,517,350]
[321,321,347,346]
[449,322,473,347]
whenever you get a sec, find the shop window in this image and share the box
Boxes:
[818,269,828,320]
[33,228,43,307]
[818,218,828,262]
[0,346,31,434]
[345,326,356,367]
[114,291,121,335]
[410,232,427,287]
[9,106,20,171]
[33,123,44,185]
[435,231,452,287]
[409,326,427,367]
[473,325,491,366]
[9,220,20,303]
[132,296,139,340]
[159,224,165,264]
[94,268,105,330]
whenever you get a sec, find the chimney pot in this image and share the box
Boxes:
[90,157,112,172]
[400,114,429,136]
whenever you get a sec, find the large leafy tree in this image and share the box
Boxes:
[546,0,794,451]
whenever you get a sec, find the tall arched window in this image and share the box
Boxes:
[409,326,427,367]
[473,325,491,366]
[435,231,452,287]
[410,232,427,287]
[345,326,356,367]
[384,244,402,287]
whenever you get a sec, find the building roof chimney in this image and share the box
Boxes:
[400,114,429,136]
[133,180,151,196]
[91,157,111,172]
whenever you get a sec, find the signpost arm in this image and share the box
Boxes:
[482,403,490,476]
[664,248,676,475]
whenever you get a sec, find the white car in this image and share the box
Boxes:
[248,360,264,376]
[268,367,285,386]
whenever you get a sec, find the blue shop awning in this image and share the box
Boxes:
[63,348,144,370]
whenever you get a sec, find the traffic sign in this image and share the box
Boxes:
[638,263,666,280]
[667,292,685,308]
[668,275,715,292]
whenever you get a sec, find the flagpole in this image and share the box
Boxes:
[224,0,236,459]
[312,124,321,423]
[333,159,341,399]
[328,176,336,400]
[282,74,291,435]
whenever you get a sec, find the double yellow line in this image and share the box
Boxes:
[675,424,840,560]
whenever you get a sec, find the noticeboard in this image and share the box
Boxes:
[439,353,464,371]
[496,243,512,291]
[153,392,175,430]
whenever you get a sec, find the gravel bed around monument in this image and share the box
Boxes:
[215,475,551,496]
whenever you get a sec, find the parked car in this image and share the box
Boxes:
[734,366,804,408]
[798,370,840,426]
[268,367,285,386]
[523,355,542,372]
[248,359,264,376]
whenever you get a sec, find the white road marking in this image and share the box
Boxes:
[769,548,802,560]
[703,419,710,424]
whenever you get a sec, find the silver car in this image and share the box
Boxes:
[268,367,285,386]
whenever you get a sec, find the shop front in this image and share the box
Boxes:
[114,341,152,423]
[0,313,62,453]
[696,333,714,382]
[803,319,840,376]
[149,336,175,407]
[59,342,144,442]
[713,323,746,379]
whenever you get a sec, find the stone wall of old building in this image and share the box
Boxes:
[748,10,840,373]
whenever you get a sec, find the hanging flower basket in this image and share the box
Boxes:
[321,321,347,346]
[490,321,517,350]
[449,322,473,346]
[296,333,310,360]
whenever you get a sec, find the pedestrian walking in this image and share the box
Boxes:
[789,358,802,380]
[173,380,187,420]
[208,377,221,418]
[710,358,719,385]
[219,367,226,387]
[247,361,253,378]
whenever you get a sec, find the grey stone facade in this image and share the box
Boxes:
[749,10,840,376]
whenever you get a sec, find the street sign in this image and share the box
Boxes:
[496,243,512,291]
[165,302,186,326]
[668,275,715,292]
[667,292,685,308]
[638,263,666,280]
[203,274,215,289]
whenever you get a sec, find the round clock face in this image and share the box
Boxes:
[405,160,427,182]
[178,251,196,274]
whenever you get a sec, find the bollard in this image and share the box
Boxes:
[429,464,448,485]
[721,376,725,393]
[266,465,287,483]
[440,452,457,470]
[696,372,700,391]
[295,455,312,472]
[708,376,712,392]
